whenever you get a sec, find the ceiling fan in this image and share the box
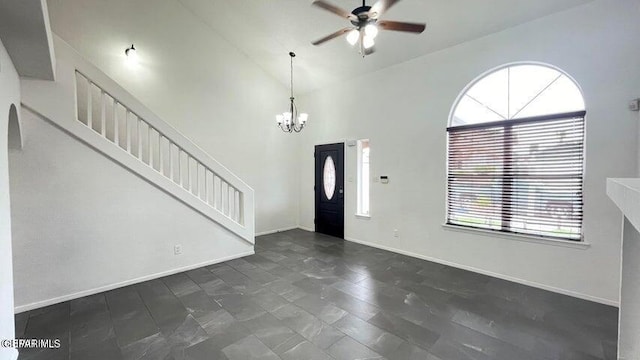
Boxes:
[311,0,426,56]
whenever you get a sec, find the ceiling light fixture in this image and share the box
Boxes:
[362,34,375,49]
[311,0,426,57]
[276,52,308,133]
[346,29,360,45]
[125,44,138,64]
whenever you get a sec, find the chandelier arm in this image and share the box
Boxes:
[293,100,301,132]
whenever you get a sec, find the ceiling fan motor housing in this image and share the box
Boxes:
[351,5,374,26]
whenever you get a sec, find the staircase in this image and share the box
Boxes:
[11,36,255,312]
[21,38,255,244]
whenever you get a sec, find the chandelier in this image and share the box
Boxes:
[276,52,308,133]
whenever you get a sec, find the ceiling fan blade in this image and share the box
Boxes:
[312,28,353,46]
[378,20,426,33]
[312,0,354,19]
[370,0,402,17]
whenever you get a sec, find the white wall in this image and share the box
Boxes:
[299,0,640,305]
[10,107,254,311]
[0,38,21,360]
[10,31,263,311]
[46,0,299,234]
[619,218,640,359]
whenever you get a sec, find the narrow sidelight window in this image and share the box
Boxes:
[357,139,370,216]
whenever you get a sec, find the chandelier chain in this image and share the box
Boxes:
[290,53,294,99]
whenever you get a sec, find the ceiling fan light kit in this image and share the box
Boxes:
[276,52,308,133]
[311,0,426,57]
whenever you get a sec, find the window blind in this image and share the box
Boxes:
[446,111,586,241]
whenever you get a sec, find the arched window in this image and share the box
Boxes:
[447,64,585,241]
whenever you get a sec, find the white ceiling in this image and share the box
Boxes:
[176,0,594,93]
[45,0,595,93]
[0,0,55,80]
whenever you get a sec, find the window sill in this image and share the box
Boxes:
[355,214,371,220]
[441,224,591,250]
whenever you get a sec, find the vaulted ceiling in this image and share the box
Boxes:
[48,0,595,93]
[176,0,594,93]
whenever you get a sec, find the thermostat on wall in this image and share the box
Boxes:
[380,176,389,184]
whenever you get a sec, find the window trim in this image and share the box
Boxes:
[441,223,591,249]
[446,63,587,243]
[446,110,587,132]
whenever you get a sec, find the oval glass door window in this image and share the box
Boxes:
[323,156,336,200]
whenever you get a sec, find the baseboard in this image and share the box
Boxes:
[298,226,314,232]
[3,348,18,360]
[256,226,299,237]
[344,236,619,307]
[14,250,255,313]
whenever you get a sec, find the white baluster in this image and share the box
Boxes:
[126,111,131,154]
[159,135,164,175]
[148,125,153,168]
[223,182,229,216]
[214,176,220,210]
[205,170,211,205]
[228,186,234,219]
[137,118,142,160]
[230,186,235,218]
[179,150,183,187]
[234,190,240,222]
[114,100,119,146]
[87,80,93,129]
[220,181,225,214]
[100,91,106,136]
[229,184,233,217]
[169,143,175,182]
[238,192,244,224]
[186,155,191,192]
[195,163,200,198]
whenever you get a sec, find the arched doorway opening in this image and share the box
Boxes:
[8,104,22,150]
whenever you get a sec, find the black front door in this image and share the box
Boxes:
[315,143,344,238]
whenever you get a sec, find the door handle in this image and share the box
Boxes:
[339,189,344,194]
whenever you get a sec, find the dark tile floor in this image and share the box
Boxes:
[14,229,618,360]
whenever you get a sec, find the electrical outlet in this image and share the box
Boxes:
[174,244,182,255]
[630,99,640,112]
[393,229,399,238]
